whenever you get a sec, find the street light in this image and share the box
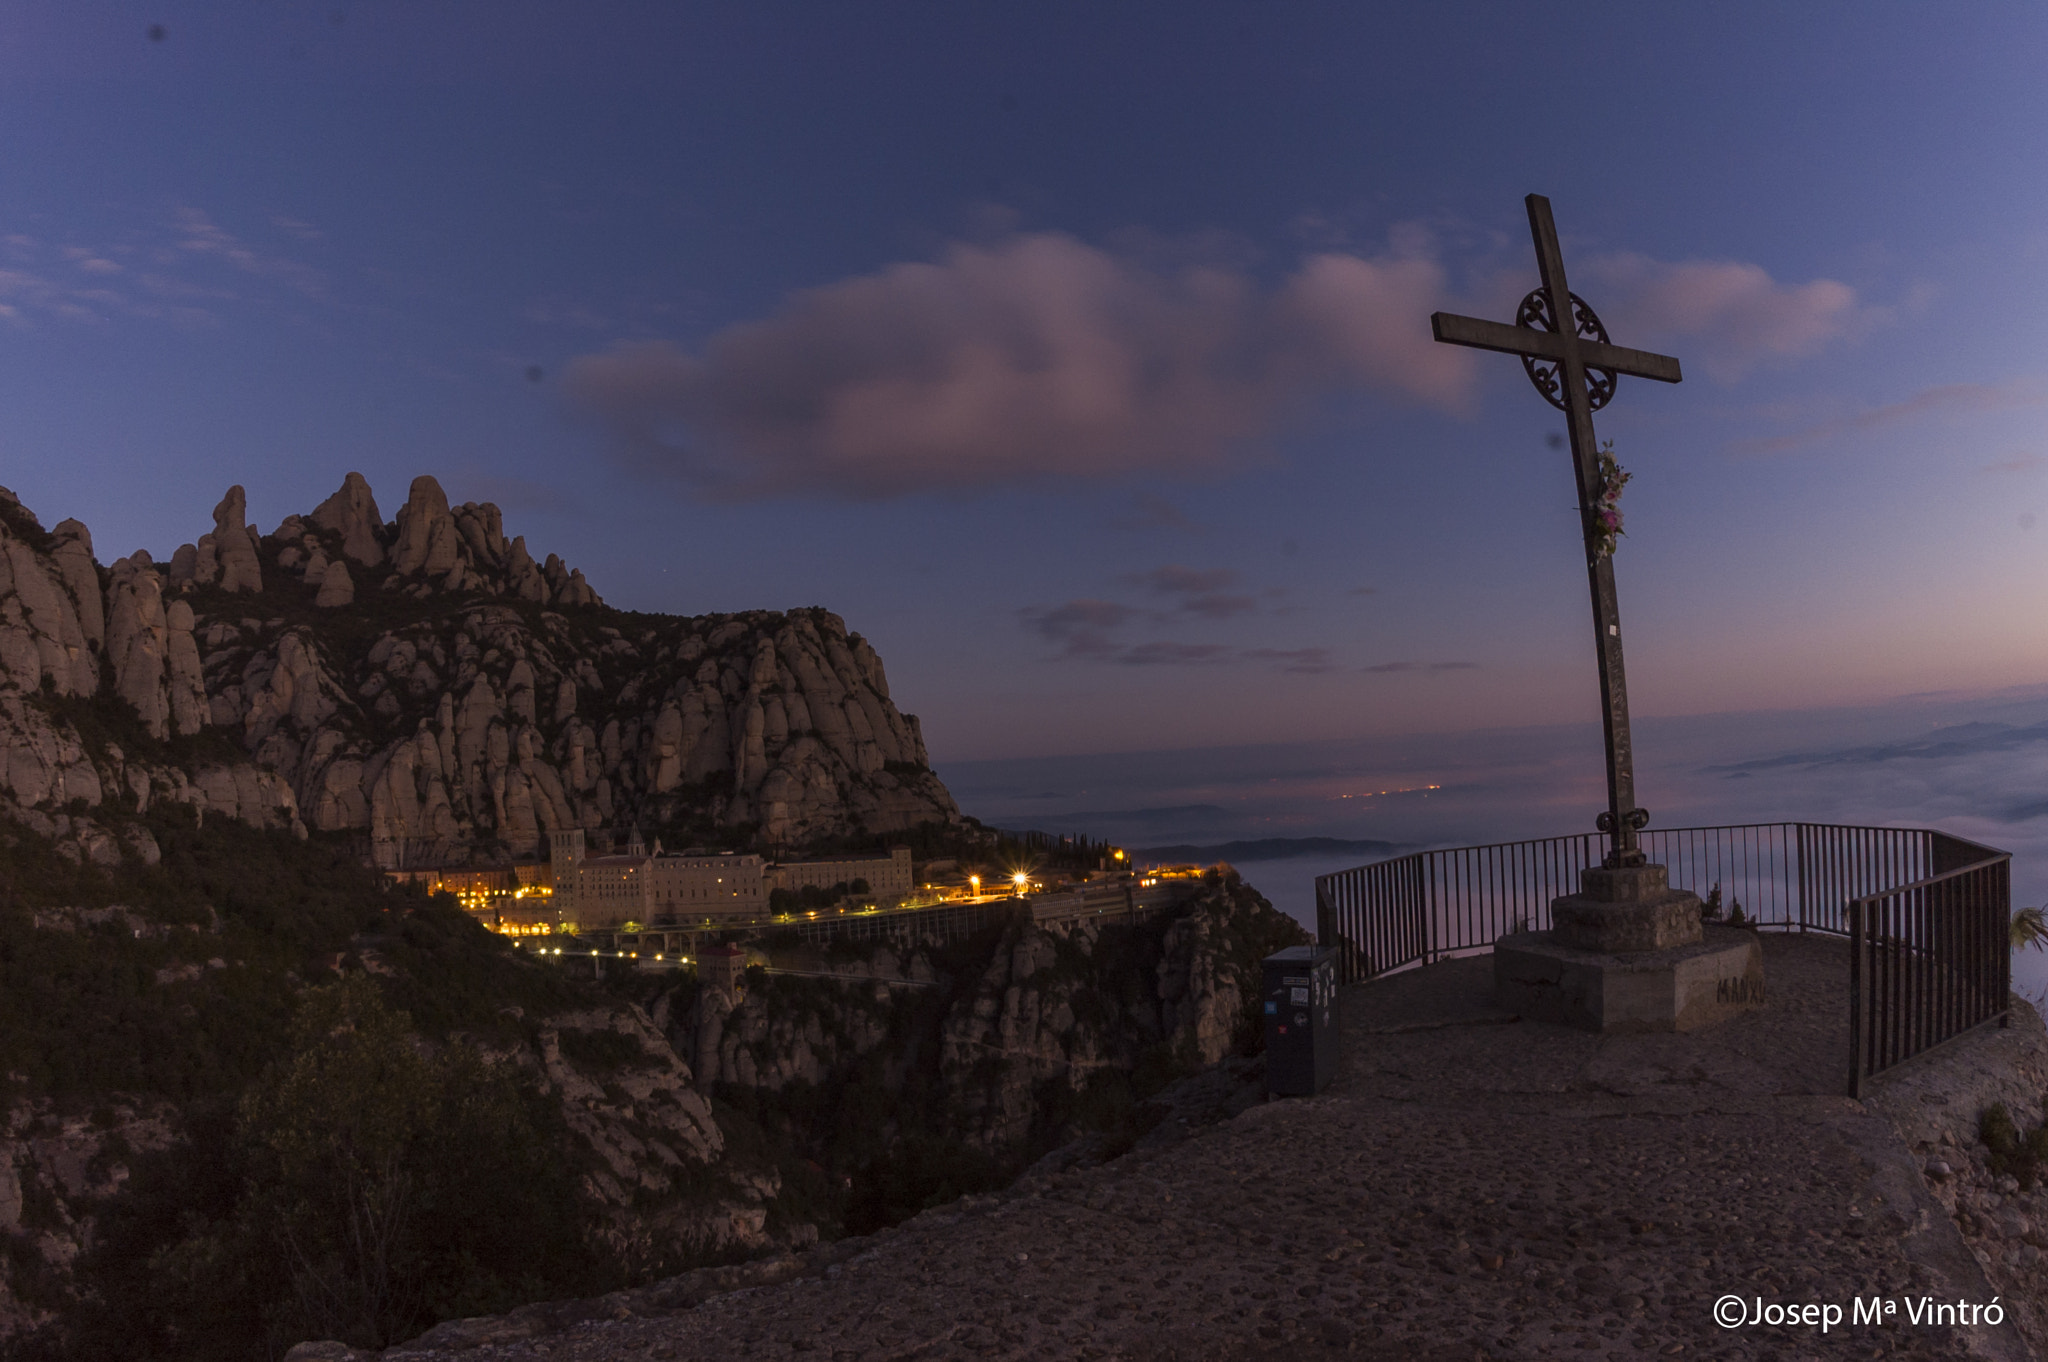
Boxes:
[969,874,981,899]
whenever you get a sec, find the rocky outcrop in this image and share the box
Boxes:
[0,990,788,1350]
[210,486,263,594]
[0,1096,179,1339]
[105,554,209,741]
[676,874,1306,1155]
[0,475,958,863]
[526,1005,794,1265]
[0,493,100,700]
[310,471,385,568]
[0,493,110,822]
[314,559,354,609]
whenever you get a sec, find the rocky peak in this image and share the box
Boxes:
[309,471,385,567]
[0,474,959,866]
[210,486,264,594]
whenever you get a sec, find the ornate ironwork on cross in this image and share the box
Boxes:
[1430,195,1683,868]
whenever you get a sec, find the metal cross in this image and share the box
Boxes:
[1430,194,1683,868]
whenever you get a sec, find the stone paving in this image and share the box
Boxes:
[366,932,2043,1361]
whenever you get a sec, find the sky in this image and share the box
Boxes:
[7,2,2048,783]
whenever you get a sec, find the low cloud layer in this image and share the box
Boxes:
[564,230,1874,498]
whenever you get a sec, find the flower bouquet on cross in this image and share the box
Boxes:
[1591,440,1630,559]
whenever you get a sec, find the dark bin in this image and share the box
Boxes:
[1262,945,1336,1096]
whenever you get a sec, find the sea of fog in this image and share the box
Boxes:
[936,685,2048,1002]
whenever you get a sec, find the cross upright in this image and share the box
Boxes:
[1431,194,1682,869]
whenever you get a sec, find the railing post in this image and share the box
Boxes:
[1848,896,1864,1100]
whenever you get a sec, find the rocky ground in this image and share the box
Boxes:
[301,932,2047,1362]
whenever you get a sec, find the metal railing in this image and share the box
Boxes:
[1315,823,2011,1094]
[1849,847,2011,1096]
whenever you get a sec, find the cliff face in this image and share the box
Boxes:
[0,475,958,864]
[669,874,1310,1223]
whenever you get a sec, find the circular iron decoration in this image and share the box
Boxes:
[1516,288,1619,412]
[1595,807,1651,834]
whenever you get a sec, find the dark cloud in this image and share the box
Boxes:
[1363,660,1478,674]
[1241,647,1337,674]
[1119,642,1235,666]
[1112,494,1197,531]
[1020,596,1332,672]
[1019,599,1135,657]
[1126,564,1258,619]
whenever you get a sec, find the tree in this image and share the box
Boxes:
[238,976,439,1347]
[235,976,600,1350]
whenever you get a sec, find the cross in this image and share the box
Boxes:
[1430,194,1682,868]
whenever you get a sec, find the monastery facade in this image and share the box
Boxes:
[545,829,913,930]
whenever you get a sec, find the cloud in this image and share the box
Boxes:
[1020,599,1135,658]
[1733,377,2048,456]
[1242,647,1338,674]
[61,247,121,275]
[562,229,1474,499]
[1019,596,1330,672]
[1983,452,2046,476]
[563,226,1874,497]
[1581,253,1875,383]
[1111,493,1197,531]
[270,214,324,242]
[0,209,329,327]
[171,206,325,297]
[1363,660,1479,674]
[1127,564,1257,619]
[1120,642,1235,666]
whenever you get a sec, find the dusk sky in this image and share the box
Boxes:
[7,3,2048,770]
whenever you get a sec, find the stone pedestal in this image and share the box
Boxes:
[1494,925,1765,1033]
[1492,862,1767,1033]
[1551,863,1702,952]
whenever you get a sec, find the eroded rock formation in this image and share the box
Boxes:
[0,474,958,865]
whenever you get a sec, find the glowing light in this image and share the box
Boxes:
[1335,784,1443,800]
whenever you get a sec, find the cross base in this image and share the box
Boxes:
[1493,926,1766,1034]
[1551,862,1702,952]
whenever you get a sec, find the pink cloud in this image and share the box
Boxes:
[563,231,1472,499]
[1581,253,1872,382]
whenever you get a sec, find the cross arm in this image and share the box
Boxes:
[1431,311,1682,384]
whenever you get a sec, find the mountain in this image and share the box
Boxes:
[0,474,1322,1358]
[0,474,959,867]
[1136,836,1408,864]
